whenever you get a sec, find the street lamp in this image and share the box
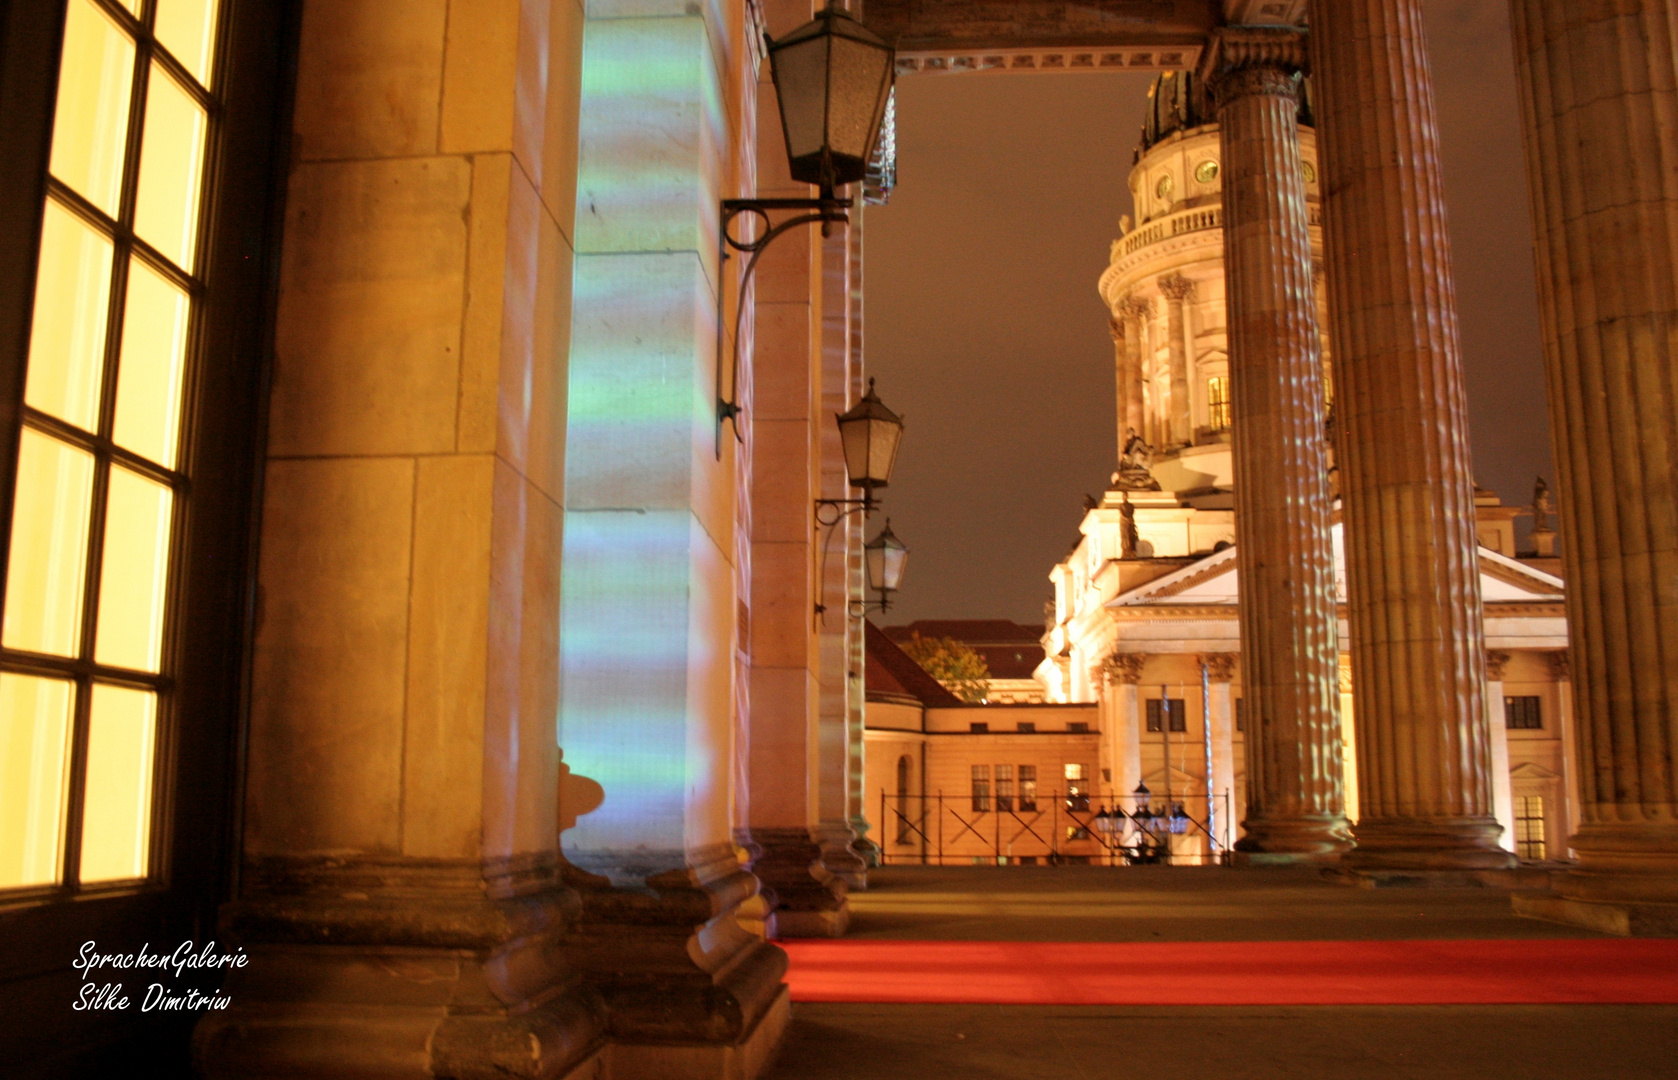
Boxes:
[860,520,908,612]
[714,4,896,453]
[820,377,903,521]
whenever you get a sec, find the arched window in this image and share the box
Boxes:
[895,754,912,844]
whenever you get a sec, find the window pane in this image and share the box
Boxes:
[155,0,219,87]
[79,683,157,883]
[113,258,190,466]
[3,430,95,656]
[49,0,135,217]
[133,65,206,270]
[0,674,74,888]
[94,467,174,672]
[25,200,114,432]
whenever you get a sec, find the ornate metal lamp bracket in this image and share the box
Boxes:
[713,196,851,458]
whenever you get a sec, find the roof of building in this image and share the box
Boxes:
[882,620,1046,680]
[865,620,963,707]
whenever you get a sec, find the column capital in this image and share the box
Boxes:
[1199,653,1238,683]
[1103,652,1148,685]
[1158,273,1195,302]
[1201,26,1308,97]
[1485,650,1512,681]
[1108,316,1124,343]
[1547,649,1571,682]
[1118,292,1154,320]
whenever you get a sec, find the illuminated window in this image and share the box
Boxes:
[970,765,990,812]
[1147,698,1187,733]
[1207,375,1230,433]
[994,764,1013,811]
[1064,763,1089,811]
[1018,765,1037,811]
[1514,796,1546,860]
[1,0,221,896]
[1505,695,1543,730]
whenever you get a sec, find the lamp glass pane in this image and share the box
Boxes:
[838,416,872,486]
[865,542,884,591]
[113,257,190,467]
[865,417,902,486]
[79,683,157,883]
[825,36,890,162]
[155,0,219,88]
[25,200,114,432]
[94,466,174,673]
[773,35,829,163]
[2,430,95,657]
[49,0,135,218]
[0,673,74,888]
[880,543,907,591]
[133,64,207,271]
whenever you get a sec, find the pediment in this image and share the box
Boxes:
[1510,761,1560,780]
[1108,531,1565,609]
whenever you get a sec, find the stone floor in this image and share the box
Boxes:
[760,865,1678,1080]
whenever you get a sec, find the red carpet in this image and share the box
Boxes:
[781,939,1678,1005]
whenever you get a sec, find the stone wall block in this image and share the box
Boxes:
[247,457,414,856]
[273,157,471,458]
[442,0,522,154]
[292,0,448,160]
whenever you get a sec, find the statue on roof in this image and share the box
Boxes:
[1114,428,1162,491]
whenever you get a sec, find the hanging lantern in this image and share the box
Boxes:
[835,377,904,496]
[766,3,896,197]
[864,519,909,602]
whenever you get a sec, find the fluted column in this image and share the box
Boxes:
[1106,653,1147,806]
[1118,295,1151,448]
[1485,650,1516,853]
[1308,0,1511,870]
[1158,274,1196,446]
[1508,0,1678,909]
[1210,34,1350,860]
[1109,317,1129,462]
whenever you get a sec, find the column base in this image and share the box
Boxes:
[1234,815,1353,862]
[1345,817,1516,872]
[1323,865,1561,890]
[816,822,869,891]
[604,983,790,1080]
[194,855,608,1080]
[751,827,850,938]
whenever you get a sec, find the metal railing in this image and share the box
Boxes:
[878,790,1232,867]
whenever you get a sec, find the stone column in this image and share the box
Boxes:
[1209,30,1350,861]
[1158,274,1196,446]
[1485,650,1517,854]
[1109,317,1129,462]
[1109,654,1147,806]
[1507,1,1678,924]
[1119,294,1152,448]
[846,210,875,869]
[1549,650,1580,847]
[196,3,609,1075]
[557,0,790,1070]
[1308,0,1511,870]
[817,218,866,888]
[1201,653,1239,854]
[744,0,849,938]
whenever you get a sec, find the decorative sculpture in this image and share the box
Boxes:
[1115,427,1162,491]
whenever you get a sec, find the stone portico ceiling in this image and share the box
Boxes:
[863,0,1307,75]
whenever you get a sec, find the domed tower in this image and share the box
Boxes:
[1098,71,1329,494]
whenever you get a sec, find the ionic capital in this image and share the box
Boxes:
[1199,653,1237,683]
[1485,650,1512,681]
[1158,273,1195,303]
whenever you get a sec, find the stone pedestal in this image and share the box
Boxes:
[1210,32,1351,862]
[1505,0,1678,928]
[1308,0,1512,870]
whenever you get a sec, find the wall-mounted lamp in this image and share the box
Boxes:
[853,519,908,614]
[817,378,903,525]
[715,4,895,456]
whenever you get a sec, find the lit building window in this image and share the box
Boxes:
[970,765,990,812]
[1018,765,1037,811]
[2,0,222,895]
[1147,698,1187,733]
[994,764,1014,811]
[1515,795,1546,860]
[1064,763,1089,811]
[1505,695,1543,730]
[1207,375,1230,433]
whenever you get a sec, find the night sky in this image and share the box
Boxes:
[866,0,1552,626]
